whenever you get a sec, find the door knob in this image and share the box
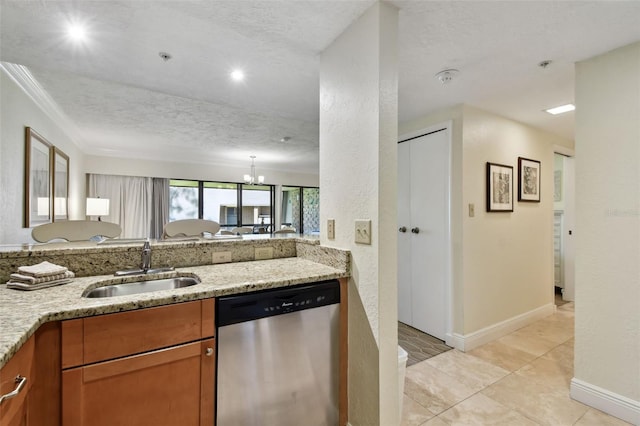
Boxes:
[398,226,407,233]
[411,227,420,234]
[205,347,213,357]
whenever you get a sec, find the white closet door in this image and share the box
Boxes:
[397,128,449,341]
[397,142,412,325]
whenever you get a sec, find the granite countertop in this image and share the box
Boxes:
[0,256,349,369]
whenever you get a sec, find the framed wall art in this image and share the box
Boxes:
[53,147,69,221]
[486,162,514,212]
[518,157,541,202]
[24,127,53,227]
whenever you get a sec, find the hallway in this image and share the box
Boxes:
[401,303,632,425]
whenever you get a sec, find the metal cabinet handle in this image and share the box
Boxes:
[0,376,27,405]
[205,347,213,357]
[398,226,407,233]
[411,227,420,234]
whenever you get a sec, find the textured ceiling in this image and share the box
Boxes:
[1,1,640,174]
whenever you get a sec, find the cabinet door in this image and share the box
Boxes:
[29,322,61,426]
[0,337,34,426]
[62,339,215,426]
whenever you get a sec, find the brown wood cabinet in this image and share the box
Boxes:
[61,300,215,426]
[0,322,61,426]
[0,336,34,426]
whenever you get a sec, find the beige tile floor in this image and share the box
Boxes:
[401,302,632,426]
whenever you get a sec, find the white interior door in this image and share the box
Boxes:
[397,143,412,325]
[397,127,450,340]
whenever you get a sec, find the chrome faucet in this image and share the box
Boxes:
[114,240,174,276]
[141,240,151,272]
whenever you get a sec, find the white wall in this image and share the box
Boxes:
[0,68,85,244]
[85,154,319,187]
[320,2,398,424]
[572,42,639,423]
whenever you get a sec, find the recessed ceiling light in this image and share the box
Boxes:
[66,23,87,43]
[545,104,575,115]
[230,69,245,82]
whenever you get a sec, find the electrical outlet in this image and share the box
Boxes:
[354,219,371,245]
[327,219,335,239]
[469,203,475,217]
[255,247,274,260]
[212,251,232,264]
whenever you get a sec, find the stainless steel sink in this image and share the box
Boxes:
[83,276,200,298]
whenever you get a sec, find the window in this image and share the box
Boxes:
[169,180,274,232]
[281,186,319,235]
[169,180,198,221]
[242,184,273,232]
[203,182,239,226]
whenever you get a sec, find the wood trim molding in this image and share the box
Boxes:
[61,319,84,369]
[339,277,349,426]
[201,299,215,338]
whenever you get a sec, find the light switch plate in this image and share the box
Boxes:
[212,251,232,264]
[327,219,335,239]
[354,219,371,245]
[255,247,274,260]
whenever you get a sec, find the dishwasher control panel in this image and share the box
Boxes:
[216,280,340,326]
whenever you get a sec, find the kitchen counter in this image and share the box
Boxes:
[0,238,350,369]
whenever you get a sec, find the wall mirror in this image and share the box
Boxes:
[53,147,69,221]
[24,127,53,227]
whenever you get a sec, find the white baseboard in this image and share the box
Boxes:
[448,303,556,352]
[571,378,640,425]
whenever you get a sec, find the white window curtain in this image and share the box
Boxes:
[88,174,154,239]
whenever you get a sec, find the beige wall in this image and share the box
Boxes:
[0,69,85,244]
[461,105,562,333]
[320,3,398,424]
[573,42,639,422]
[400,105,573,346]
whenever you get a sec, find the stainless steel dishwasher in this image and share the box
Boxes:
[216,280,340,426]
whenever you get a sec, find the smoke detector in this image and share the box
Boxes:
[159,52,172,61]
[434,69,459,84]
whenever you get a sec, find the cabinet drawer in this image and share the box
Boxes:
[62,338,215,426]
[0,336,34,425]
[62,299,214,368]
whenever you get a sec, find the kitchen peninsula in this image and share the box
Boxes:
[0,236,350,425]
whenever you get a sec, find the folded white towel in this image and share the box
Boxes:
[6,279,73,291]
[17,261,68,277]
[9,271,75,285]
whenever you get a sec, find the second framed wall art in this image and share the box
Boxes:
[518,157,541,202]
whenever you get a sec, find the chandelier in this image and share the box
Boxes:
[243,156,264,185]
